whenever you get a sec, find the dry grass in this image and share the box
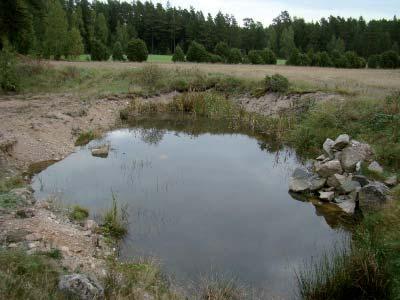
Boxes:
[49,60,400,98]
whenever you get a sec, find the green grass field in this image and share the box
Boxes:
[147,54,172,62]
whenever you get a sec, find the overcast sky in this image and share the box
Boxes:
[159,0,399,26]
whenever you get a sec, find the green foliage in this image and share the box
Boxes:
[227,48,242,64]
[0,193,25,209]
[66,27,84,58]
[315,51,333,67]
[0,47,19,92]
[0,176,24,193]
[279,26,296,59]
[0,249,63,299]
[172,45,185,62]
[126,39,148,62]
[260,48,277,64]
[112,41,124,61]
[380,50,399,69]
[95,13,108,44]
[286,48,302,65]
[90,39,109,61]
[208,53,223,63]
[186,41,209,63]
[69,205,89,221]
[101,193,128,240]
[247,50,263,64]
[368,54,381,68]
[75,130,99,146]
[265,74,289,93]
[42,0,69,60]
[214,42,230,62]
[344,51,366,68]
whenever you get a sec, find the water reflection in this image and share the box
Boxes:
[31,116,349,297]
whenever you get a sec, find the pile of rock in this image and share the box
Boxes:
[289,134,396,214]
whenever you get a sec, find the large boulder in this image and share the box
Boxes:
[322,138,335,158]
[319,191,335,202]
[337,199,356,214]
[310,177,327,191]
[352,175,370,187]
[91,144,109,158]
[359,182,390,211]
[289,168,312,192]
[339,140,374,172]
[338,180,361,194]
[385,175,398,187]
[315,160,343,178]
[58,274,104,300]
[327,174,347,188]
[333,134,350,150]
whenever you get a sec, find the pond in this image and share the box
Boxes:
[32,117,349,298]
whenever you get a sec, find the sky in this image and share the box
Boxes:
[158,0,399,26]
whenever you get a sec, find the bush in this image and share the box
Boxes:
[112,41,124,61]
[345,51,365,68]
[75,130,99,146]
[91,39,109,61]
[265,74,289,93]
[368,55,381,68]
[315,51,333,67]
[227,48,242,64]
[287,48,302,66]
[0,47,19,92]
[208,54,223,63]
[69,205,89,221]
[127,39,148,62]
[248,50,263,64]
[380,50,399,68]
[214,42,230,62]
[186,41,209,63]
[172,45,185,62]
[260,48,277,64]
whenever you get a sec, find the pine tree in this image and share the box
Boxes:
[43,0,69,59]
[279,26,295,59]
[66,27,84,58]
[112,41,124,61]
[172,45,185,62]
[95,13,108,45]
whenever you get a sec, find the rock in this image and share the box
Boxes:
[58,274,104,300]
[338,180,361,194]
[327,174,347,188]
[6,229,31,243]
[319,191,335,202]
[359,182,390,210]
[333,134,350,150]
[323,138,335,158]
[385,175,398,187]
[315,160,343,178]
[91,145,109,158]
[339,140,374,172]
[289,168,313,192]
[316,154,326,161]
[84,219,98,232]
[333,195,352,204]
[310,176,327,191]
[352,175,370,187]
[337,199,356,214]
[25,233,42,241]
[368,161,383,174]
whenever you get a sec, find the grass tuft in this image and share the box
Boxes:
[101,193,128,240]
[75,130,99,146]
[69,205,89,221]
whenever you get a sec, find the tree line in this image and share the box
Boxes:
[1,0,399,68]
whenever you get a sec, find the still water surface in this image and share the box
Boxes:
[32,119,348,297]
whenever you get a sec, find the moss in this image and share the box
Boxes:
[69,205,89,221]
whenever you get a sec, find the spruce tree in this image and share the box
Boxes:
[172,45,185,62]
[66,27,84,58]
[112,41,124,61]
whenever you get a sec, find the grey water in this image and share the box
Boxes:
[32,118,349,298]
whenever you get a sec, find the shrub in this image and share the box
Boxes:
[368,54,381,68]
[69,205,89,221]
[0,47,19,92]
[75,130,99,146]
[186,41,209,63]
[265,74,289,93]
[315,51,333,67]
[91,39,109,61]
[214,42,230,62]
[208,54,223,63]
[345,51,365,68]
[112,41,124,61]
[287,48,302,66]
[127,39,148,62]
[380,50,399,68]
[260,48,277,64]
[172,45,185,62]
[248,50,263,64]
[227,48,242,64]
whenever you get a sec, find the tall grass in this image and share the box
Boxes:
[101,193,128,240]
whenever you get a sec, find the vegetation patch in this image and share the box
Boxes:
[69,205,89,221]
[75,131,100,146]
[101,194,128,240]
[0,249,64,300]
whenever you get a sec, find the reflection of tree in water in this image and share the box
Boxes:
[139,128,166,146]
